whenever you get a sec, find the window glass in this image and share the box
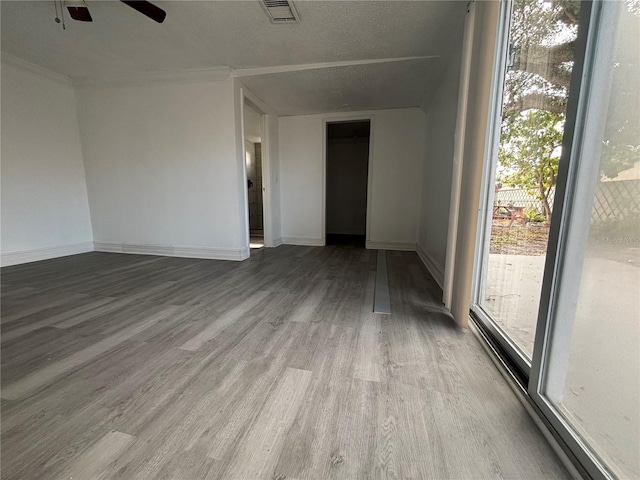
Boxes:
[479,0,579,358]
[543,3,640,477]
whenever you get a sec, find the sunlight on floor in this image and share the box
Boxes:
[250,236,264,249]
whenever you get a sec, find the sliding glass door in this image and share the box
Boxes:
[473,1,639,478]
[473,0,581,371]
[532,2,640,477]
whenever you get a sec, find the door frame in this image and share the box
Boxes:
[321,115,375,246]
[241,90,273,249]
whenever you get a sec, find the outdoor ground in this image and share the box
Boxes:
[490,219,549,255]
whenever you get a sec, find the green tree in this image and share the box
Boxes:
[504,0,639,180]
[496,0,575,222]
[498,110,564,221]
[503,0,579,117]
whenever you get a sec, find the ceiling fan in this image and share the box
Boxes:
[60,0,166,24]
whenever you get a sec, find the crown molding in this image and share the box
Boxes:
[73,66,233,89]
[233,56,439,78]
[1,52,73,86]
[1,52,234,89]
[1,54,437,90]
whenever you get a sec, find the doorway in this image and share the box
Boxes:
[243,100,264,249]
[325,120,371,247]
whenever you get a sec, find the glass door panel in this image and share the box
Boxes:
[538,2,640,478]
[475,0,581,361]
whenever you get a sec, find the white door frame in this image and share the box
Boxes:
[241,90,273,248]
[321,115,375,246]
[443,1,476,309]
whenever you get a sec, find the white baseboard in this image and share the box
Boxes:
[1,241,94,267]
[124,243,174,256]
[272,237,283,247]
[174,245,249,261]
[366,241,416,252]
[416,244,445,290]
[94,242,249,261]
[282,236,324,247]
[91,242,123,253]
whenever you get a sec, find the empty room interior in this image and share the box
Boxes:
[1,1,638,479]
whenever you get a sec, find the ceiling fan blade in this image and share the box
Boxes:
[67,5,93,22]
[120,1,166,23]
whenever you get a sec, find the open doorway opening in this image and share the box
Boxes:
[243,100,264,250]
[325,120,371,247]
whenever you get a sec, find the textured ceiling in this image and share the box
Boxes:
[239,57,445,116]
[1,1,467,115]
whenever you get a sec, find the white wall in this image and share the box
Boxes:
[243,102,262,143]
[1,58,93,266]
[279,108,426,249]
[77,78,248,260]
[417,28,464,286]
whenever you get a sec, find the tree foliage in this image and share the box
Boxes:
[498,110,563,221]
[497,0,575,220]
[498,0,639,218]
[503,0,579,117]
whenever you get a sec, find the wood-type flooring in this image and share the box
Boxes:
[0,246,569,479]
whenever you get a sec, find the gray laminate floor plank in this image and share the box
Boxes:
[220,367,312,480]
[0,326,106,385]
[53,430,136,480]
[1,295,115,342]
[274,325,361,480]
[0,248,570,480]
[179,290,271,351]
[1,305,181,400]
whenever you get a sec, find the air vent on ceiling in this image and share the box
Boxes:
[260,0,299,24]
